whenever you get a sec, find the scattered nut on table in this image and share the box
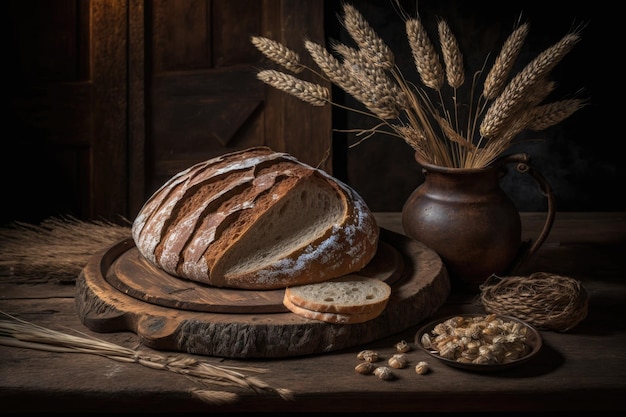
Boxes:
[357,349,380,363]
[394,340,411,353]
[388,353,407,369]
[355,361,376,375]
[415,361,430,375]
[373,366,394,380]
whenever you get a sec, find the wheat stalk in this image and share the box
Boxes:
[341,3,394,69]
[0,311,294,404]
[257,69,329,106]
[333,42,408,117]
[406,17,444,91]
[483,22,529,101]
[306,40,398,119]
[438,19,464,89]
[526,99,588,131]
[250,36,303,74]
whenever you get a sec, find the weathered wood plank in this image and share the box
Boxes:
[91,0,129,221]
[128,0,147,219]
[261,0,332,172]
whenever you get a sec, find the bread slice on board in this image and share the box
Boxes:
[131,147,379,290]
[285,275,392,314]
[282,294,385,324]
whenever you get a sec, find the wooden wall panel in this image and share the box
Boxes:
[90,0,129,222]
[151,0,211,72]
[261,0,332,172]
[128,0,147,219]
[212,0,262,67]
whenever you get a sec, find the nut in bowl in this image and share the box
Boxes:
[415,313,542,372]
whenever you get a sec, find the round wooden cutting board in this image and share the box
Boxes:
[105,238,404,314]
[75,228,450,358]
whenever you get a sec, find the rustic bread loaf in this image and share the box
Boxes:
[131,146,379,290]
[284,275,391,314]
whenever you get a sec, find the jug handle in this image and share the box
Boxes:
[497,153,556,274]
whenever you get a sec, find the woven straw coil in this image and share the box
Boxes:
[479,272,589,332]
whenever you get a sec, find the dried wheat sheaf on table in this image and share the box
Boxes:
[252,2,587,169]
[0,312,293,404]
[0,216,132,282]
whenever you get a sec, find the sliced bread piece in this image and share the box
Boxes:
[284,275,392,314]
[282,295,383,324]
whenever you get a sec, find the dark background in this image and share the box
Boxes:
[328,0,622,212]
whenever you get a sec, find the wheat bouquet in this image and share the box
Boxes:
[251,2,586,169]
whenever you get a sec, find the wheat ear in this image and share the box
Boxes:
[257,69,329,106]
[438,19,464,89]
[479,32,581,138]
[526,99,588,131]
[306,40,398,119]
[474,77,556,151]
[482,22,529,100]
[341,3,394,69]
[392,124,435,162]
[525,78,557,106]
[305,40,362,98]
[333,42,408,111]
[250,36,303,74]
[406,17,444,91]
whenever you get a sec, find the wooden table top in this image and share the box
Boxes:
[2,212,625,413]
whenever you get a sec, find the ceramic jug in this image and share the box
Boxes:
[401,153,555,292]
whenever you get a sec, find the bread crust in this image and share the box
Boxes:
[132,147,379,290]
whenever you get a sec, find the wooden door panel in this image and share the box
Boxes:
[149,65,264,191]
[145,0,332,198]
[147,0,267,194]
[212,1,263,67]
[259,0,332,172]
[151,0,212,72]
[152,72,263,149]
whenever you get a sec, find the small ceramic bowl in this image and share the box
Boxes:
[415,313,542,372]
